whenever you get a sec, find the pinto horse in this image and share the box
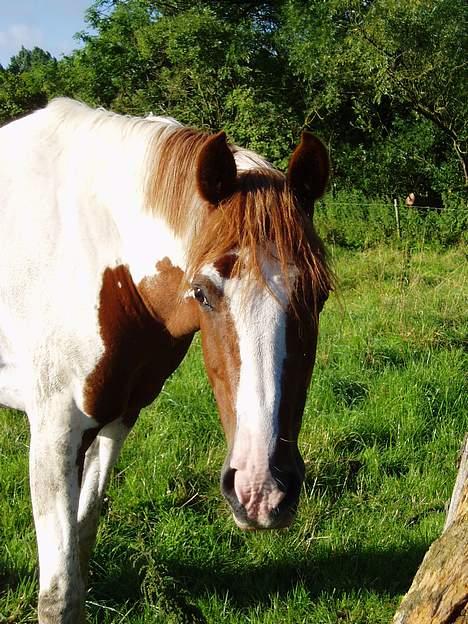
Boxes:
[0,99,332,623]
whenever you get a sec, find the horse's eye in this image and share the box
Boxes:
[193,286,211,309]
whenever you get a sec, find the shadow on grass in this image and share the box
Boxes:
[0,563,36,593]
[163,544,427,604]
[86,541,428,622]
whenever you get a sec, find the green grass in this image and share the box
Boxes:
[1,246,467,623]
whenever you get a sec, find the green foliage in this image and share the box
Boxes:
[7,47,54,75]
[37,0,300,165]
[316,192,396,249]
[316,191,467,249]
[0,47,60,124]
[282,0,467,194]
[0,0,466,218]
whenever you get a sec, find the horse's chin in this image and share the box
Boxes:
[232,512,294,531]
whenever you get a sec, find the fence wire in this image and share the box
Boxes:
[315,197,467,247]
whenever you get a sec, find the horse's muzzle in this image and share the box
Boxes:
[220,462,303,530]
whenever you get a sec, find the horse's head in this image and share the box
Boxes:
[183,131,331,529]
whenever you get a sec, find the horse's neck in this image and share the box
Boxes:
[56,103,202,286]
[117,210,188,285]
[65,113,189,284]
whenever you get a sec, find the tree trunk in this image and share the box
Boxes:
[393,435,468,624]
[452,140,468,189]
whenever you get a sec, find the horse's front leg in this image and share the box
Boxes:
[29,403,92,624]
[77,417,131,580]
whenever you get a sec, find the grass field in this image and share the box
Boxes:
[0,245,466,624]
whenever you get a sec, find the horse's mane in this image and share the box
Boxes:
[41,98,333,308]
[145,126,332,311]
[145,127,210,239]
[43,100,332,309]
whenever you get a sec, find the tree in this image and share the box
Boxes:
[8,46,54,74]
[0,47,58,125]
[282,0,467,194]
[352,0,467,188]
[70,0,303,166]
[393,436,468,623]
[1,0,465,197]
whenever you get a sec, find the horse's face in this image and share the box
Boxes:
[190,254,321,529]
[187,130,330,529]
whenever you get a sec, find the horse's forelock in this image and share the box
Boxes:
[186,169,334,314]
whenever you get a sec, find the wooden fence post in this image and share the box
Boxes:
[393,434,468,624]
[394,198,401,240]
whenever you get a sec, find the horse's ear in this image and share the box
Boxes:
[197,131,237,206]
[287,132,329,217]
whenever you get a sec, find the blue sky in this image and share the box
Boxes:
[0,0,92,67]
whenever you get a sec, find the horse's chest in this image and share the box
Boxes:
[83,265,193,425]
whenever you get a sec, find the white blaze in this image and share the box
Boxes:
[225,260,291,521]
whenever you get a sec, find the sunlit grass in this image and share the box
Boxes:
[0,246,466,623]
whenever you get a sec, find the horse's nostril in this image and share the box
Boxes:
[221,467,245,518]
[221,467,237,498]
[272,469,302,510]
[273,472,290,493]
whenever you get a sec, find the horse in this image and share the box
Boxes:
[0,98,332,623]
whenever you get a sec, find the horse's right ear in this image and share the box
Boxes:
[287,132,329,218]
[197,131,237,206]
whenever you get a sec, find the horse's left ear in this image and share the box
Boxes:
[197,131,237,206]
[287,132,329,217]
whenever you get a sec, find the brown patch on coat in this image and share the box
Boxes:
[194,274,240,446]
[83,262,197,425]
[274,286,321,474]
[138,258,200,338]
[214,253,237,279]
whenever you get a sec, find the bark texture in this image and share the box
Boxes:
[393,435,468,624]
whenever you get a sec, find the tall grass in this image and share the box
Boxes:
[0,246,466,623]
[316,191,467,249]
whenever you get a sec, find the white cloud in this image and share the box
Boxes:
[0,23,44,52]
[0,4,90,67]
